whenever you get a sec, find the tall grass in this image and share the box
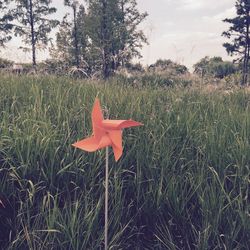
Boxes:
[0,74,249,249]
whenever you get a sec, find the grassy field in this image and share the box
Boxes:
[0,74,249,249]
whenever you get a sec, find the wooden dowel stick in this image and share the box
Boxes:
[105,146,109,250]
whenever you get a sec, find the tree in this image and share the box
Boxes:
[222,0,250,85]
[52,3,88,72]
[51,14,72,64]
[86,0,147,78]
[64,0,87,68]
[0,0,13,48]
[65,0,80,68]
[11,0,59,66]
[116,0,148,67]
[51,0,147,78]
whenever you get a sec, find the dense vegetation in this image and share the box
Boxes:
[0,74,249,249]
[193,57,237,79]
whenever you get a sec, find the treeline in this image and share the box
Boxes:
[0,0,147,78]
[0,0,249,84]
[0,54,244,89]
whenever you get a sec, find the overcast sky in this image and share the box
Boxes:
[1,0,236,70]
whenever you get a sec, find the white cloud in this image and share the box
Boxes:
[178,0,234,10]
[140,30,232,70]
[202,7,235,22]
[164,21,175,27]
[179,0,203,10]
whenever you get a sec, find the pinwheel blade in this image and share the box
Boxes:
[73,135,112,152]
[72,137,100,152]
[92,98,104,137]
[112,145,123,161]
[102,119,143,130]
[108,130,123,161]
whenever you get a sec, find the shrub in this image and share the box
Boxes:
[0,57,14,68]
[149,59,188,75]
[193,56,237,79]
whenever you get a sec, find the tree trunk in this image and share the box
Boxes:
[120,0,126,68]
[101,0,110,79]
[73,5,80,68]
[242,49,247,86]
[242,5,250,86]
[245,45,250,86]
[111,50,116,71]
[246,45,250,86]
[29,0,36,67]
[245,9,250,86]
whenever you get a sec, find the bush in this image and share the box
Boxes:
[209,61,237,79]
[0,57,14,68]
[149,59,188,75]
[40,59,71,75]
[193,56,237,79]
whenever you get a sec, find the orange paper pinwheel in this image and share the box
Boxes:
[72,98,142,161]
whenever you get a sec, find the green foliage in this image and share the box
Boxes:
[149,59,189,75]
[0,75,249,249]
[53,0,148,78]
[50,14,73,64]
[10,0,59,65]
[0,57,13,68]
[124,62,145,72]
[222,0,250,85]
[59,1,87,68]
[54,3,93,75]
[222,0,250,56]
[210,61,238,78]
[193,56,210,77]
[116,74,192,88]
[194,56,237,79]
[40,59,71,75]
[0,0,13,47]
